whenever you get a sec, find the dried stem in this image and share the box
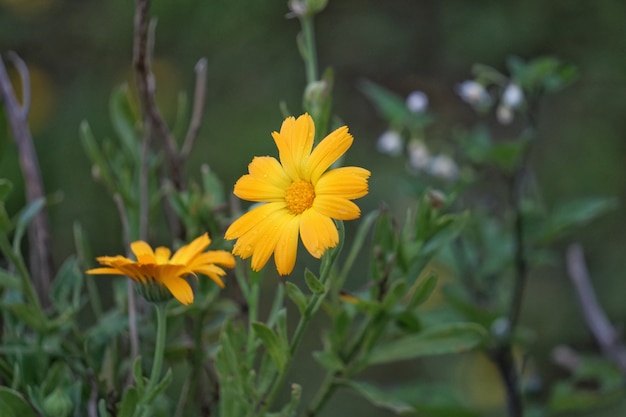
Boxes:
[566,243,626,374]
[0,52,52,307]
[181,58,208,159]
[133,0,183,189]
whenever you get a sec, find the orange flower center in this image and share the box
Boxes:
[285,180,316,215]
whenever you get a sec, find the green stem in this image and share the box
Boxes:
[300,16,318,84]
[257,259,333,416]
[303,372,336,417]
[134,303,168,417]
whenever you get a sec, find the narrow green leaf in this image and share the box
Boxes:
[408,273,438,310]
[132,356,144,394]
[285,281,307,315]
[0,179,12,202]
[3,303,47,332]
[117,386,139,417]
[0,387,38,417]
[13,198,45,250]
[313,350,344,373]
[343,380,415,415]
[98,398,110,417]
[109,85,140,159]
[0,269,20,290]
[50,256,83,312]
[79,121,118,196]
[145,368,173,403]
[304,269,325,295]
[368,323,486,365]
[252,322,287,372]
[360,79,411,125]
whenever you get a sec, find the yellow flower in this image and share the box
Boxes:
[86,233,235,305]
[225,113,370,275]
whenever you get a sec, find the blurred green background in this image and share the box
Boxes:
[2,0,626,415]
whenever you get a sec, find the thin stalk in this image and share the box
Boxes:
[256,261,333,416]
[300,16,319,83]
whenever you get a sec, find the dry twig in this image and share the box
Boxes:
[566,243,626,374]
[0,51,53,307]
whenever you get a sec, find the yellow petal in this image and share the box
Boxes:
[131,240,156,263]
[274,215,301,275]
[234,174,285,202]
[225,202,286,240]
[306,126,353,183]
[191,250,236,268]
[193,264,226,288]
[161,276,194,305]
[272,114,315,180]
[248,156,291,187]
[249,210,292,272]
[85,267,125,275]
[170,233,211,264]
[299,209,338,258]
[313,196,361,220]
[155,247,172,264]
[316,167,370,199]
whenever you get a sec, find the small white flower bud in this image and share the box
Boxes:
[502,83,523,108]
[407,139,430,170]
[405,90,428,113]
[496,104,514,125]
[428,154,458,180]
[456,80,491,107]
[376,130,403,156]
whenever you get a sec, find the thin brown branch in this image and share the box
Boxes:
[0,52,52,307]
[181,58,208,159]
[132,0,183,189]
[566,243,626,374]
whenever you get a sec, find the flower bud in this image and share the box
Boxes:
[428,155,458,181]
[136,280,174,304]
[496,104,514,125]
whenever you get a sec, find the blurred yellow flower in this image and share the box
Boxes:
[225,113,370,275]
[87,233,235,305]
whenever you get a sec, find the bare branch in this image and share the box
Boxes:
[566,243,626,374]
[0,52,52,307]
[181,58,208,159]
[133,0,183,189]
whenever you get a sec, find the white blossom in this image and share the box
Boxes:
[405,90,428,113]
[502,83,523,108]
[407,139,430,170]
[496,104,514,125]
[456,80,491,107]
[428,154,459,180]
[376,130,403,156]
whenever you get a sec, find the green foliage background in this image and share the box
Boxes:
[1,1,626,415]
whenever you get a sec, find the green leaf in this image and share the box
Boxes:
[304,269,325,295]
[0,387,38,417]
[408,273,438,310]
[110,85,140,160]
[342,380,415,415]
[313,350,344,373]
[285,281,307,315]
[0,178,12,202]
[360,79,411,125]
[3,303,48,332]
[117,386,139,417]
[252,322,287,372]
[79,121,120,198]
[145,368,173,403]
[132,356,144,394]
[50,256,83,312]
[367,323,486,365]
[98,398,110,417]
[0,268,20,290]
[13,197,45,250]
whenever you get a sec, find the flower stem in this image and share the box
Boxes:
[300,16,318,84]
[148,303,167,390]
[257,259,333,416]
[0,234,42,313]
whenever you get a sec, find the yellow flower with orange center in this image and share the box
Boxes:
[86,233,235,305]
[225,113,370,275]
